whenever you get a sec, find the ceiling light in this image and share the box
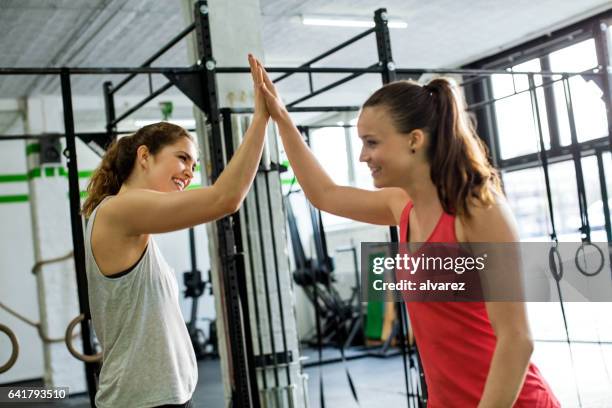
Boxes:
[301,15,407,29]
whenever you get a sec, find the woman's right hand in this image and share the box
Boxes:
[251,57,289,122]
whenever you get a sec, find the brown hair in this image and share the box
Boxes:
[81,122,193,217]
[363,78,502,217]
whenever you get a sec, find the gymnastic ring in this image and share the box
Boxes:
[575,242,605,277]
[0,323,19,374]
[65,314,102,363]
[548,245,563,282]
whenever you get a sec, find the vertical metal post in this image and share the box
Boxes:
[194,2,259,407]
[596,149,612,281]
[374,7,398,243]
[374,7,399,246]
[60,69,99,407]
[221,108,262,405]
[374,8,396,85]
[592,21,612,151]
[374,8,415,407]
[102,81,116,143]
[597,150,612,242]
[307,70,314,94]
[540,56,561,151]
[187,227,199,328]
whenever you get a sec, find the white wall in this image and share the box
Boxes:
[0,116,44,384]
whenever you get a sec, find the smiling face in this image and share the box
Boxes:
[139,136,198,193]
[357,106,424,189]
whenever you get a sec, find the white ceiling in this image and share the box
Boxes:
[0,0,610,100]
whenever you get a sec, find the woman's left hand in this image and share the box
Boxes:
[248,53,269,121]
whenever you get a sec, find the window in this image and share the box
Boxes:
[491,59,550,159]
[310,126,352,226]
[310,126,350,186]
[502,167,550,240]
[549,39,608,145]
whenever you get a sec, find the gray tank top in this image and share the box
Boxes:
[85,197,198,408]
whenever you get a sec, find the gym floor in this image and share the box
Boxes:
[5,343,612,407]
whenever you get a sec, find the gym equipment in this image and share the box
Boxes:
[528,73,583,407]
[0,323,18,374]
[0,253,95,372]
[183,227,218,359]
[561,77,606,277]
[65,314,103,363]
[284,194,361,406]
[285,195,361,348]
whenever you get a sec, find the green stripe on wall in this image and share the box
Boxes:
[0,168,96,182]
[0,174,28,182]
[0,194,29,203]
[26,144,40,156]
[281,177,296,185]
[27,168,41,179]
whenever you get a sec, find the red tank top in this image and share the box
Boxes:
[399,201,560,408]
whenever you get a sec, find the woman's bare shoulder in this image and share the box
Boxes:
[459,193,519,242]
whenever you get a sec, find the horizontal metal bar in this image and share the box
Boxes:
[111,23,196,94]
[534,339,612,345]
[299,124,356,129]
[273,27,376,84]
[216,66,383,74]
[0,127,197,141]
[466,75,567,111]
[286,64,378,107]
[290,106,360,112]
[0,131,114,142]
[1,66,600,78]
[0,67,200,75]
[0,134,60,140]
[396,67,603,78]
[111,82,174,126]
[500,136,609,172]
[222,106,360,114]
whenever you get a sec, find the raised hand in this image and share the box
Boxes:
[252,57,288,121]
[248,54,269,121]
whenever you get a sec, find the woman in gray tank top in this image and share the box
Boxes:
[80,55,269,408]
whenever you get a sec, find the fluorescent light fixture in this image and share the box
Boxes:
[134,119,196,128]
[301,14,407,29]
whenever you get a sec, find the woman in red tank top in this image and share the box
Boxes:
[252,56,560,407]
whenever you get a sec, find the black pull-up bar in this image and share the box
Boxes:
[110,81,174,127]
[286,63,379,107]
[272,27,377,84]
[110,22,196,95]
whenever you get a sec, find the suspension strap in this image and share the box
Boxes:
[529,74,582,407]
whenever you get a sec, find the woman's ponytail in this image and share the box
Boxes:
[81,136,138,217]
